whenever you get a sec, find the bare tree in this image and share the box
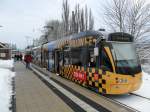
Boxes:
[72,4,94,33]
[85,5,88,31]
[62,0,70,36]
[75,4,80,33]
[38,0,95,45]
[127,0,150,40]
[89,9,94,30]
[61,0,95,35]
[70,4,81,34]
[104,0,150,40]
[80,9,85,32]
[70,11,76,33]
[104,0,128,32]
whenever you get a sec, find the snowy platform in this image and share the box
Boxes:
[0,60,15,112]
[0,60,14,70]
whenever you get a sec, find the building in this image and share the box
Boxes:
[0,42,11,60]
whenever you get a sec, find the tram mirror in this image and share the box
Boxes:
[94,47,99,56]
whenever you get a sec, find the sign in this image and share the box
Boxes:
[73,71,87,81]
[108,33,133,42]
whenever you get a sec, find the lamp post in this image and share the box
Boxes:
[25,36,32,48]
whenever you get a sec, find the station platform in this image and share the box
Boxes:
[15,62,73,112]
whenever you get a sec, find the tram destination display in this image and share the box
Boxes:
[108,32,134,42]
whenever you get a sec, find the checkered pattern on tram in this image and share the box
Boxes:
[61,65,107,94]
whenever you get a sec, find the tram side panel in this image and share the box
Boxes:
[60,44,113,94]
[59,43,142,94]
[60,46,141,94]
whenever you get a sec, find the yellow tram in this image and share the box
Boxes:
[32,31,142,94]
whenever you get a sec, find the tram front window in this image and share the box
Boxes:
[112,43,141,75]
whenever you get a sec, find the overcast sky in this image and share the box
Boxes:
[0,0,149,49]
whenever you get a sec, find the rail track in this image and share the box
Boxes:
[106,92,150,112]
[104,96,140,112]
[130,93,150,101]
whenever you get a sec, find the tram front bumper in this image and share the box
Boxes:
[108,73,142,94]
[109,84,133,94]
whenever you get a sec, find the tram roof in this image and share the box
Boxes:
[47,31,105,50]
[70,30,103,40]
[47,31,133,50]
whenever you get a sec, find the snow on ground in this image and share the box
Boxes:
[0,60,15,112]
[134,71,150,99]
[0,60,14,69]
[112,94,150,112]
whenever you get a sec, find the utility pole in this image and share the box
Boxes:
[25,36,31,48]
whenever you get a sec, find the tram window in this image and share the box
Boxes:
[59,52,64,67]
[80,47,89,66]
[87,46,96,67]
[71,48,82,66]
[101,49,113,72]
[64,51,70,65]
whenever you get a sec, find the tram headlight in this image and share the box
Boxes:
[118,79,123,83]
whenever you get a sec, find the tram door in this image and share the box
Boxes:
[54,50,59,73]
[54,50,63,73]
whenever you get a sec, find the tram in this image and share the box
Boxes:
[32,31,142,94]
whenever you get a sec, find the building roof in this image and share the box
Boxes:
[0,42,9,49]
